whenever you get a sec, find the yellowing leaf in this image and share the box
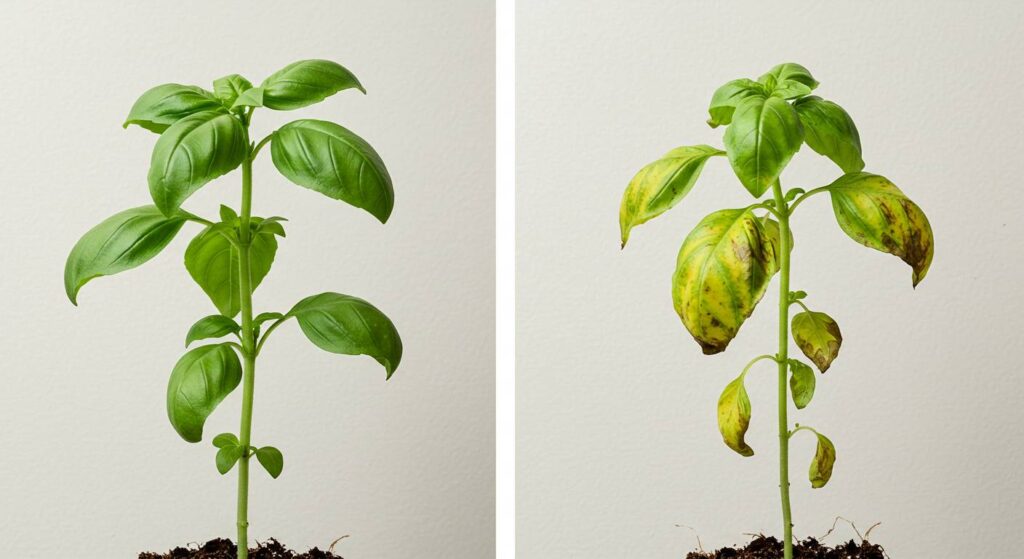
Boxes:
[672,208,781,354]
[717,375,753,456]
[828,173,934,286]
[619,145,724,247]
[792,311,842,372]
[809,433,837,488]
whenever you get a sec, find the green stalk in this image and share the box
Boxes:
[236,146,256,559]
[771,180,794,559]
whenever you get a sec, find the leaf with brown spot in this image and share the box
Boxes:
[717,375,754,457]
[791,311,842,372]
[672,208,781,354]
[619,145,725,247]
[809,433,837,488]
[827,172,934,286]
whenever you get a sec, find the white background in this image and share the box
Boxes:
[0,2,494,558]
[517,1,1023,557]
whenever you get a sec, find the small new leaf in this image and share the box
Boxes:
[212,432,239,449]
[771,80,812,100]
[166,344,242,443]
[619,145,725,247]
[809,433,837,488]
[254,312,284,326]
[219,205,239,224]
[758,63,819,90]
[707,79,764,128]
[717,375,754,456]
[791,311,842,372]
[216,444,245,475]
[255,446,284,479]
[788,359,816,409]
[186,315,241,347]
[261,59,364,110]
[231,87,264,110]
[212,74,253,108]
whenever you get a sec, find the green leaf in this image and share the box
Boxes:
[619,145,725,247]
[792,311,842,372]
[64,206,187,304]
[287,292,403,379]
[124,84,225,133]
[788,359,816,409]
[216,444,245,475]
[212,432,239,449]
[259,220,286,237]
[759,63,819,90]
[148,110,247,216]
[185,314,241,347]
[184,220,278,317]
[255,446,284,479]
[166,344,242,443]
[771,80,812,100]
[271,119,394,223]
[254,311,284,326]
[717,375,754,456]
[219,205,239,224]
[724,95,803,197]
[672,208,781,354]
[261,59,364,110]
[809,433,837,488]
[827,172,934,286]
[231,87,264,110]
[794,96,864,173]
[707,78,764,128]
[212,74,253,107]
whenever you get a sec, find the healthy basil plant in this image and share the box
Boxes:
[619,63,933,558]
[65,59,402,558]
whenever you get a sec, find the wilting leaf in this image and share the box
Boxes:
[791,311,842,372]
[794,96,864,173]
[672,208,781,354]
[261,59,364,110]
[788,359,816,409]
[287,292,403,379]
[827,173,934,286]
[166,344,242,443]
[619,145,725,246]
[124,84,225,133]
[185,315,241,347]
[256,446,284,478]
[212,74,253,108]
[717,375,753,456]
[724,95,804,197]
[707,79,764,128]
[64,206,188,304]
[809,433,837,488]
[184,220,278,317]
[216,444,245,475]
[759,63,819,90]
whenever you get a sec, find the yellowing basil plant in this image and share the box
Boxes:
[620,63,933,559]
[65,60,402,559]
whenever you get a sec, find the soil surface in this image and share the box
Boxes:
[685,535,886,559]
[139,538,342,559]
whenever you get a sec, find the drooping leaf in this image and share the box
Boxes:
[64,206,187,304]
[231,87,264,110]
[759,63,819,90]
[124,84,225,133]
[794,96,864,173]
[166,344,242,443]
[212,74,253,108]
[255,446,284,478]
[184,220,278,317]
[271,119,393,222]
[791,311,842,372]
[724,95,803,197]
[809,433,837,488]
[216,444,245,475]
[148,110,247,216]
[827,173,934,286]
[212,432,239,449]
[707,79,764,128]
[261,59,364,110]
[717,375,754,456]
[287,292,403,379]
[788,359,816,409]
[185,314,241,347]
[619,145,725,247]
[672,208,781,354]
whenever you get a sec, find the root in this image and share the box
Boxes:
[328,535,350,554]
[820,516,883,544]
[674,524,704,553]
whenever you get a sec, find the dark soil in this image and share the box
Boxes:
[686,535,886,559]
[138,538,342,559]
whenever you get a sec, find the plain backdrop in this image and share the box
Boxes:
[517,1,1023,557]
[0,2,494,558]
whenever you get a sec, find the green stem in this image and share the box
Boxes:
[772,179,794,559]
[236,148,256,559]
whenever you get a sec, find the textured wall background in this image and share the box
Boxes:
[517,1,1023,557]
[0,2,494,557]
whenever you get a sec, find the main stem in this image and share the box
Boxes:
[236,148,257,559]
[772,180,794,559]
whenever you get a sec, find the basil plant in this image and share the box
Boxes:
[619,63,933,558]
[65,60,402,558]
